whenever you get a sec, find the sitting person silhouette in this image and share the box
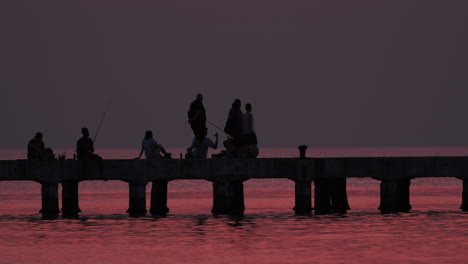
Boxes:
[27,132,46,160]
[76,127,101,160]
[187,129,218,159]
[136,130,169,159]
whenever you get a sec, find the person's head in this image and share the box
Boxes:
[46,148,54,155]
[144,130,153,140]
[233,99,241,109]
[196,93,203,102]
[81,127,89,137]
[246,103,252,112]
[35,132,43,140]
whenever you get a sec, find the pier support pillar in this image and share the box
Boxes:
[211,180,245,214]
[127,182,147,216]
[460,180,468,211]
[150,180,169,215]
[40,183,60,217]
[61,181,81,217]
[232,181,245,214]
[293,181,312,214]
[314,178,350,214]
[378,180,411,212]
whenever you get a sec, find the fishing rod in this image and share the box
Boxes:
[93,101,112,143]
[206,120,228,135]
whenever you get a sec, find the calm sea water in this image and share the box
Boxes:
[1,148,468,264]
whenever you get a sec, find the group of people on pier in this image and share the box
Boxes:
[186,93,258,159]
[27,128,103,161]
[27,93,258,160]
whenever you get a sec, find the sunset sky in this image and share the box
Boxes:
[1,0,467,148]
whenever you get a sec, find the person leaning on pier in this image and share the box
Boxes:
[136,130,169,159]
[186,128,218,159]
[188,93,207,142]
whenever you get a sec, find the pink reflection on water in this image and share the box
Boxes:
[1,149,468,263]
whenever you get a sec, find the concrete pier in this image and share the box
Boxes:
[127,182,147,216]
[212,181,245,214]
[293,181,312,213]
[150,180,169,215]
[378,180,411,212]
[231,181,245,214]
[314,158,351,214]
[40,183,60,217]
[314,178,350,214]
[61,181,81,217]
[460,179,468,211]
[0,156,467,216]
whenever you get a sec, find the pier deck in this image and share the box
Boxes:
[1,156,467,217]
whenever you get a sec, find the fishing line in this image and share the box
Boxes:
[206,120,228,135]
[93,101,112,144]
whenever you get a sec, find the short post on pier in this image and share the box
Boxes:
[127,182,147,216]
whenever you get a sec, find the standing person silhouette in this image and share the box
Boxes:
[241,103,259,158]
[224,99,243,157]
[224,99,243,143]
[187,93,207,142]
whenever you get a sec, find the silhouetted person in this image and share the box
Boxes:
[136,130,169,159]
[240,103,259,158]
[188,93,207,142]
[187,130,218,159]
[27,132,46,160]
[44,148,56,160]
[224,99,243,141]
[76,127,101,160]
[76,127,105,180]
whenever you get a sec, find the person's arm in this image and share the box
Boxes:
[187,144,195,153]
[136,142,144,159]
[187,137,197,152]
[159,144,168,155]
[207,135,218,150]
[189,110,201,123]
[212,134,218,149]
